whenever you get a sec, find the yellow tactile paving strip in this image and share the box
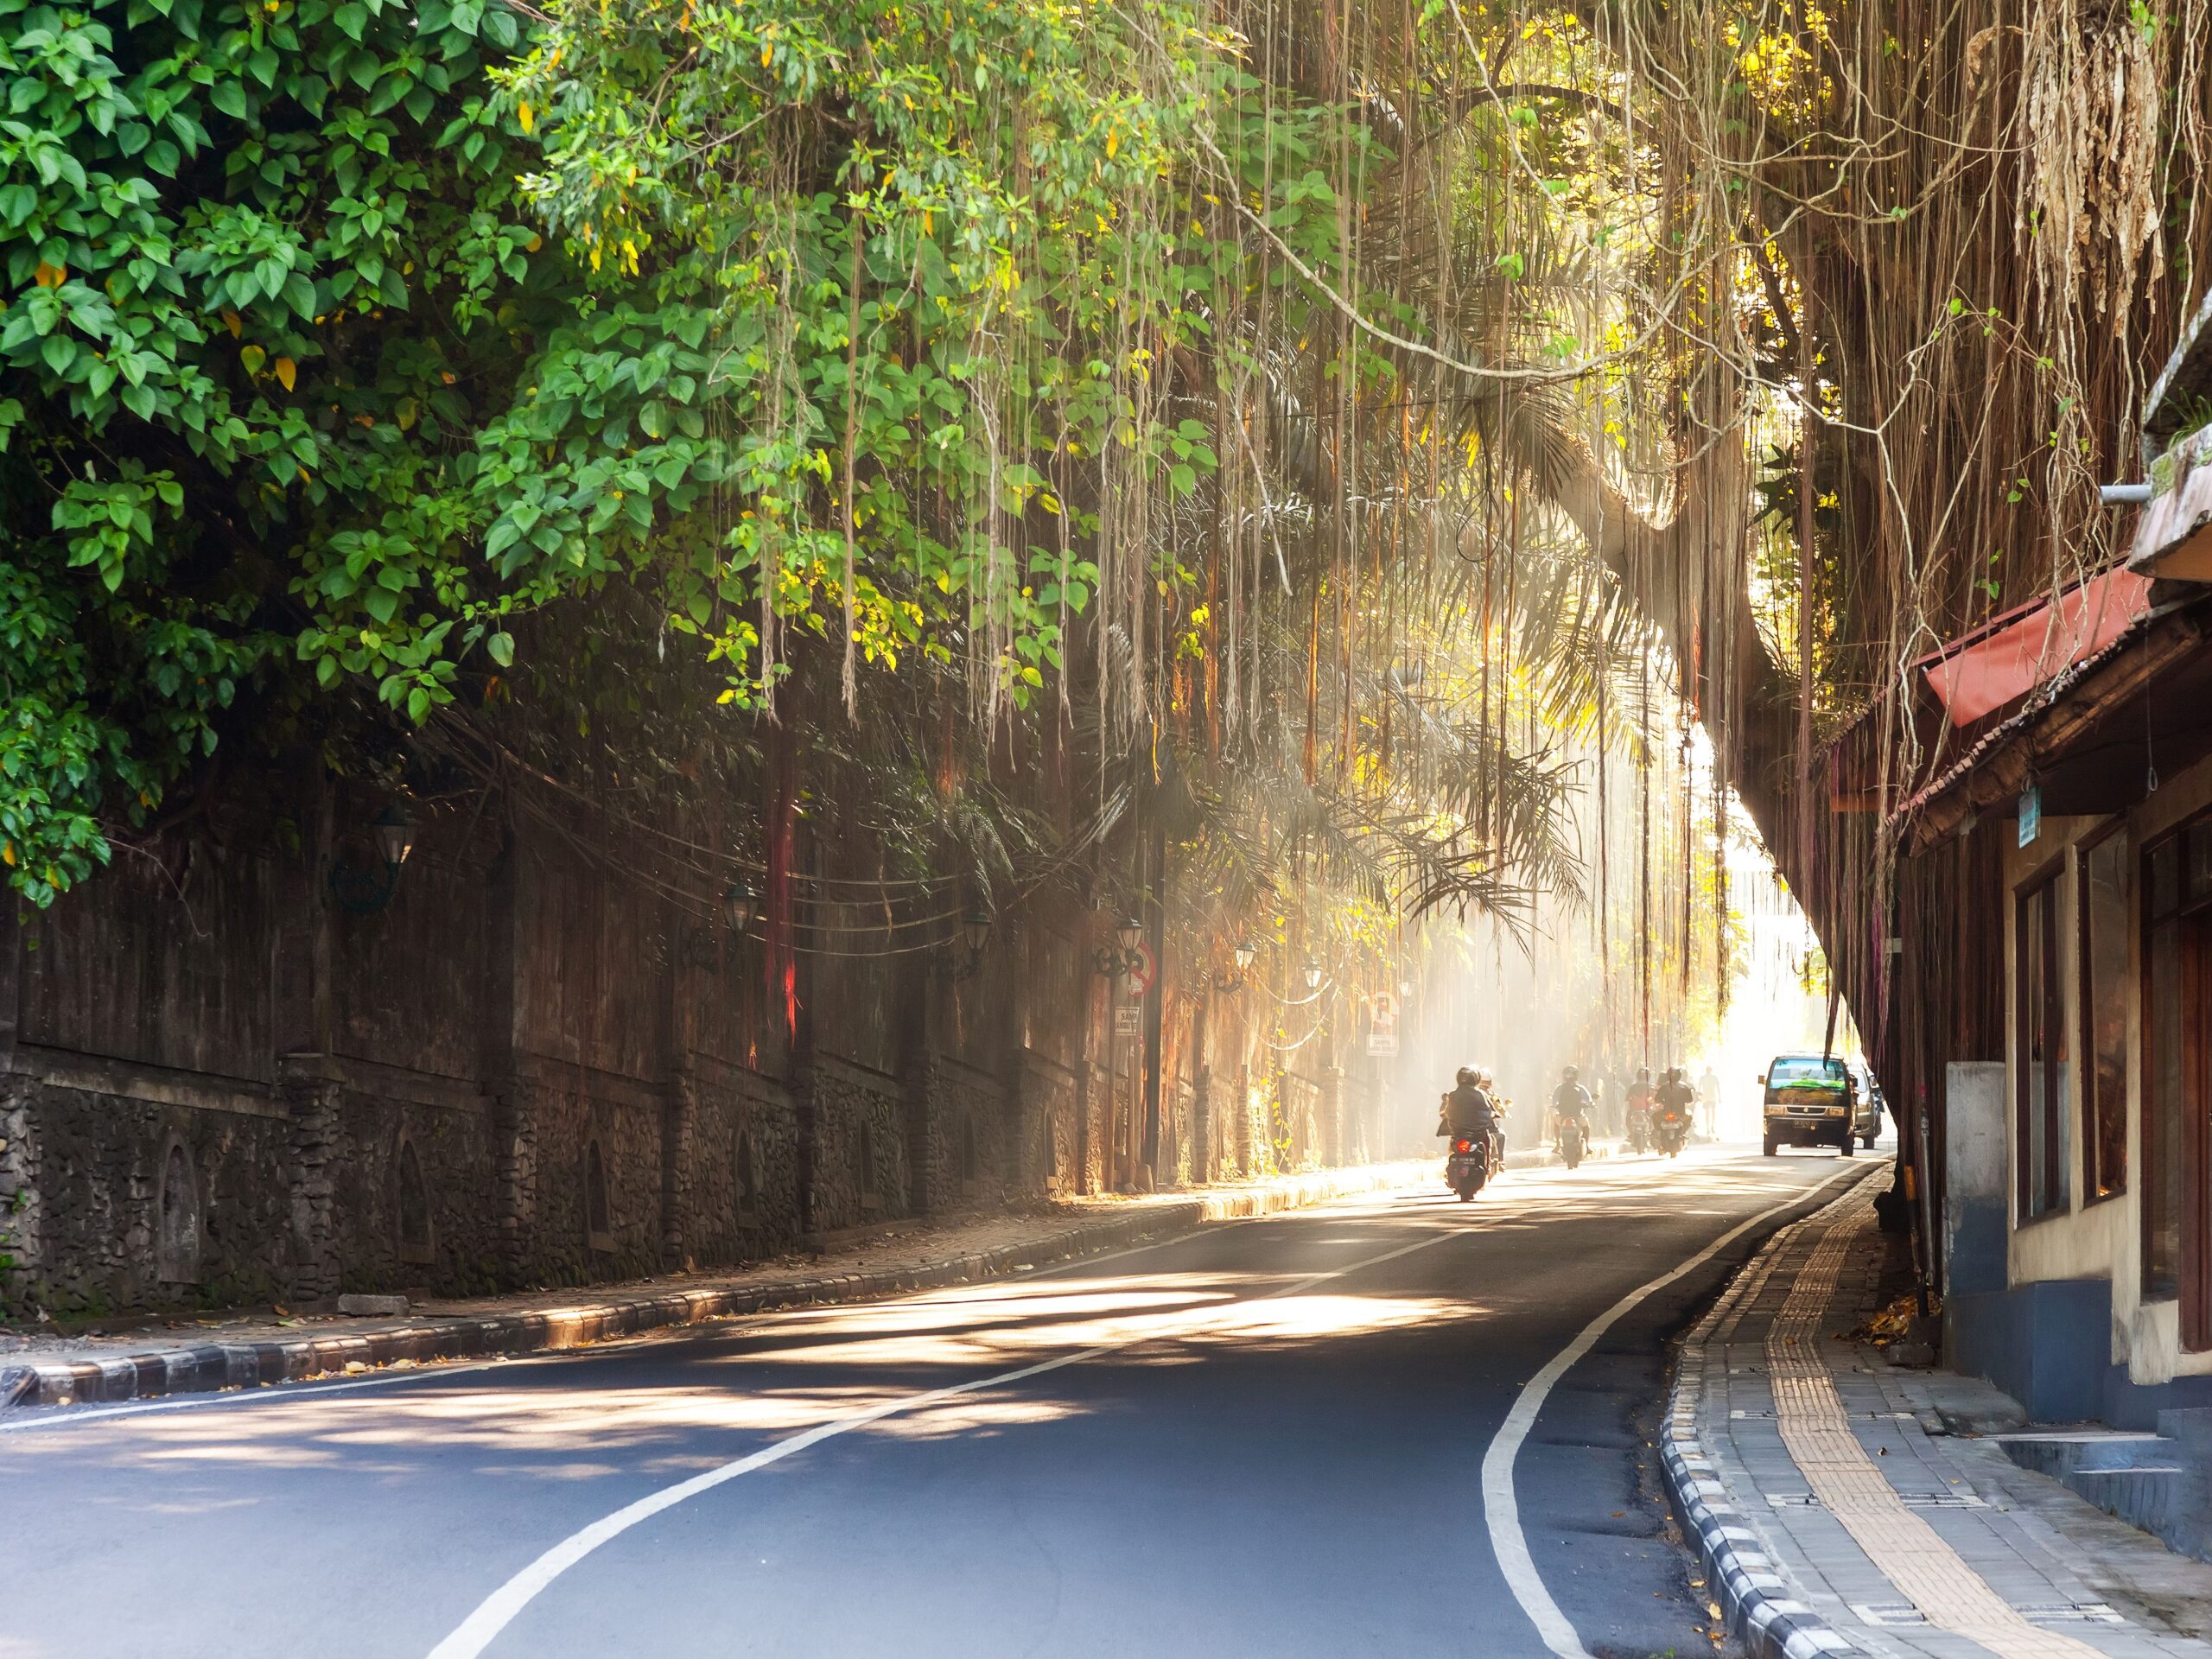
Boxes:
[1770,1184,2109,1659]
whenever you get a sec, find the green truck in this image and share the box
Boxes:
[1758,1054,1859,1157]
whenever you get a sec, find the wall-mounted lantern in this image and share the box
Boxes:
[1093,916,1147,979]
[722,879,757,937]
[1214,938,1258,994]
[938,904,994,981]
[328,803,417,913]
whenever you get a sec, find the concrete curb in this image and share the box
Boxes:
[1656,1176,1873,1659]
[3,1160,1436,1414]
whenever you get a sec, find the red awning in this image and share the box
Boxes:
[1921,568,2152,728]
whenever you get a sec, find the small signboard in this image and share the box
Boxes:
[2018,784,2041,849]
[1365,988,1401,1057]
[1114,1004,1143,1037]
[1122,940,1157,999]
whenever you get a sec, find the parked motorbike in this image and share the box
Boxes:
[1557,1116,1587,1170]
[1446,1133,1498,1200]
[1653,1103,1691,1158]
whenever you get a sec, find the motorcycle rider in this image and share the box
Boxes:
[1652,1065,1697,1154]
[1481,1069,1512,1163]
[1440,1065,1500,1168]
[1550,1065,1593,1149]
[1624,1065,1656,1151]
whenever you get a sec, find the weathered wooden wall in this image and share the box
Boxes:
[0,779,1381,1319]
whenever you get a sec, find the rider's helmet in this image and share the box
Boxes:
[1455,1065,1478,1087]
[1562,1065,1579,1081]
[1637,1065,1651,1081]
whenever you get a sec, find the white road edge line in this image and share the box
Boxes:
[426,1216,1465,1659]
[1479,1160,1866,1659]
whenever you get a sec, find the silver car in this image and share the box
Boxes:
[1846,1059,1885,1149]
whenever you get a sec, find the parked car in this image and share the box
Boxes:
[1845,1058,1885,1149]
[1758,1054,1857,1156]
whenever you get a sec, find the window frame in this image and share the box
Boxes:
[2015,854,2070,1224]
[2077,821,2130,1205]
[2139,808,2212,1345]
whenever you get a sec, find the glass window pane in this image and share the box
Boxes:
[2021,885,2054,1217]
[2085,836,2128,1198]
[2151,837,2181,921]
[2146,914,2183,1297]
[2189,821,2212,905]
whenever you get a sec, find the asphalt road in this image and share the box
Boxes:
[3,1144,1866,1659]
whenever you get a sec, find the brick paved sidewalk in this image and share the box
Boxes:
[2,1156,1468,1413]
[1665,1169,2212,1659]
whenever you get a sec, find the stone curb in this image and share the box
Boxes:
[3,1160,1439,1414]
[1656,1174,1877,1659]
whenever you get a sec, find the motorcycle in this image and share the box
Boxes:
[1624,1103,1652,1154]
[1653,1103,1691,1158]
[1557,1115,1587,1170]
[1446,1132,1498,1200]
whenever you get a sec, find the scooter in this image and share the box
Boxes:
[1624,1104,1652,1154]
[1653,1103,1691,1158]
[1557,1116,1587,1170]
[1446,1132,1499,1200]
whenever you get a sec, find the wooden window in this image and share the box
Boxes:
[2016,870,2069,1221]
[2081,830,2129,1201]
[2142,817,2212,1347]
[2145,832,2183,1300]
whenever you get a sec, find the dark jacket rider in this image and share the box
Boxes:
[1441,1067,1497,1141]
[1552,1067,1593,1121]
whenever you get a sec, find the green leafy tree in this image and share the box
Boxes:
[0,0,569,900]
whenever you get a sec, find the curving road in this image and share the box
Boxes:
[3,1146,1864,1659]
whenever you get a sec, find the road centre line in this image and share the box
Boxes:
[1480,1159,1866,1659]
[425,1218,1468,1659]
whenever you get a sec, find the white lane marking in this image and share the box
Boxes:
[1478,1160,1866,1659]
[427,1219,1462,1658]
[3,1192,1421,1434]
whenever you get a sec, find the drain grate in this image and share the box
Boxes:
[1848,1599,2124,1629]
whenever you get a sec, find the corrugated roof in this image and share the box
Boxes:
[1887,607,2165,831]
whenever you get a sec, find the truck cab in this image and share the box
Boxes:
[1758,1054,1856,1157]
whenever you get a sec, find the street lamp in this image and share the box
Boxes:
[1214,938,1259,994]
[1303,957,1325,992]
[1095,916,1148,979]
[722,879,757,936]
[373,804,417,871]
[938,903,994,981]
[329,802,418,914]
